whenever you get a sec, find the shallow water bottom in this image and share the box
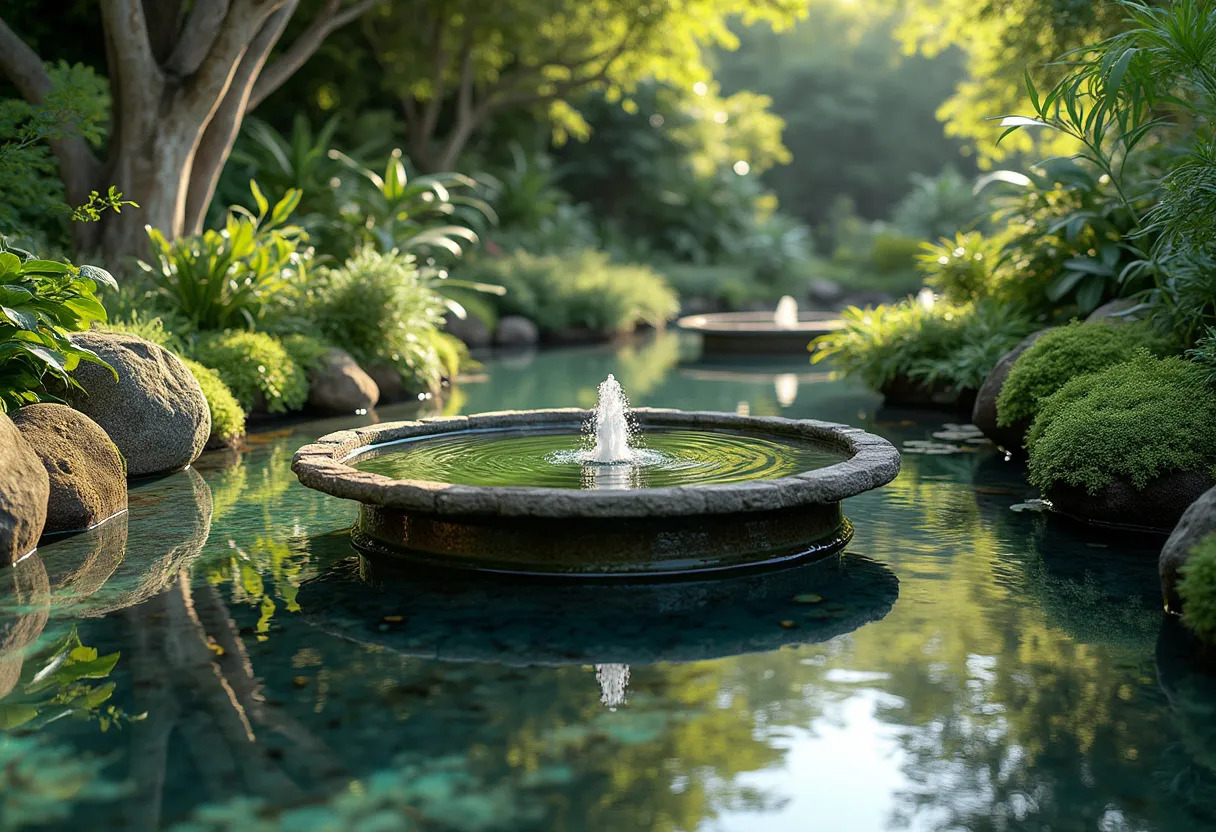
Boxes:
[3,333,1213,831]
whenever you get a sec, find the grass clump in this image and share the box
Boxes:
[300,249,457,393]
[191,331,307,414]
[459,249,679,335]
[813,298,1035,391]
[179,358,246,447]
[1026,353,1216,494]
[997,321,1170,428]
[1179,533,1216,644]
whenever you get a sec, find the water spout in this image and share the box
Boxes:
[774,295,799,329]
[591,374,634,464]
[595,663,630,709]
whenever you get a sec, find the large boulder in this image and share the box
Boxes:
[444,312,492,349]
[63,331,210,476]
[0,411,49,565]
[306,348,379,414]
[366,364,408,404]
[1049,470,1216,535]
[972,329,1052,454]
[10,403,127,534]
[494,315,540,347]
[1161,486,1216,614]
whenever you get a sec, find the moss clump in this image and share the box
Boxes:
[191,331,307,414]
[1179,533,1216,644]
[180,358,246,447]
[997,320,1169,427]
[1026,353,1216,494]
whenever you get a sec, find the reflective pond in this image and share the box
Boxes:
[2,332,1211,831]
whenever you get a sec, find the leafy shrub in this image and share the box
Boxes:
[298,249,455,393]
[458,249,678,335]
[278,333,332,372]
[1026,354,1216,494]
[0,245,115,412]
[139,183,309,332]
[1187,326,1216,385]
[100,312,185,354]
[892,167,990,241]
[180,358,246,447]
[869,232,923,276]
[996,321,1170,429]
[917,232,1000,303]
[190,331,307,415]
[1179,533,1216,644]
[813,297,1035,391]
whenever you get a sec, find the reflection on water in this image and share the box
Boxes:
[2,332,1213,831]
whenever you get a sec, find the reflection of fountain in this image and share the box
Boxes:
[774,295,799,329]
[591,374,634,464]
[582,463,640,491]
[774,373,799,407]
[595,663,630,710]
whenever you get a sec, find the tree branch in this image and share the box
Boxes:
[164,0,232,78]
[0,16,101,209]
[246,0,381,112]
[189,0,289,106]
[99,0,164,99]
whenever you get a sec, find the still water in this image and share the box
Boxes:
[2,332,1210,831]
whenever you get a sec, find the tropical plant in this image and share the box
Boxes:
[0,243,114,412]
[1186,325,1216,385]
[190,330,308,415]
[812,297,1036,392]
[1026,353,1216,494]
[457,249,679,336]
[298,248,460,394]
[138,183,309,332]
[997,321,1172,429]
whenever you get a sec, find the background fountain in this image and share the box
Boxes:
[293,374,899,576]
[676,296,845,356]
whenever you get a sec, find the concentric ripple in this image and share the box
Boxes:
[350,427,846,490]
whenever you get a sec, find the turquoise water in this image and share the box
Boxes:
[2,332,1212,831]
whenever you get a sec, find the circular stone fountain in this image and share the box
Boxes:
[676,295,844,356]
[292,376,899,577]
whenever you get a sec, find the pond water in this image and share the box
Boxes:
[3,332,1212,831]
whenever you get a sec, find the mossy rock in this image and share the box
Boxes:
[1163,487,1216,614]
[1048,470,1216,534]
[971,328,1052,455]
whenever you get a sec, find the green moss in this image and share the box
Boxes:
[457,249,679,335]
[996,321,1170,428]
[180,358,246,446]
[190,331,307,414]
[812,297,1035,391]
[1179,533,1216,644]
[1026,353,1216,494]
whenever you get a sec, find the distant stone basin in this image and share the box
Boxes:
[292,409,900,577]
[676,310,845,355]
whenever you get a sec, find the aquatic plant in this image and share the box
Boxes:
[813,297,1035,391]
[191,330,307,414]
[997,321,1171,429]
[180,358,246,447]
[1026,353,1216,494]
[1179,533,1216,645]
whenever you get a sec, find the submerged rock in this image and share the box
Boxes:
[307,348,379,414]
[972,329,1052,455]
[63,331,210,476]
[1161,485,1216,614]
[0,411,49,565]
[11,403,127,534]
[1049,470,1216,535]
[495,315,540,347]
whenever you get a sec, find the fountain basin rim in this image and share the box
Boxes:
[292,408,900,519]
[675,310,845,336]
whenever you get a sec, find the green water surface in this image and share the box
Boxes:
[2,332,1210,832]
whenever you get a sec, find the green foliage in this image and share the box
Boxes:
[99,312,185,354]
[180,358,246,447]
[1186,326,1216,385]
[458,249,679,335]
[190,331,307,415]
[917,232,1000,303]
[298,249,455,393]
[1179,533,1216,644]
[996,321,1169,429]
[892,167,990,241]
[0,244,115,412]
[813,297,1036,392]
[139,183,309,332]
[1026,353,1216,493]
[278,333,332,372]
